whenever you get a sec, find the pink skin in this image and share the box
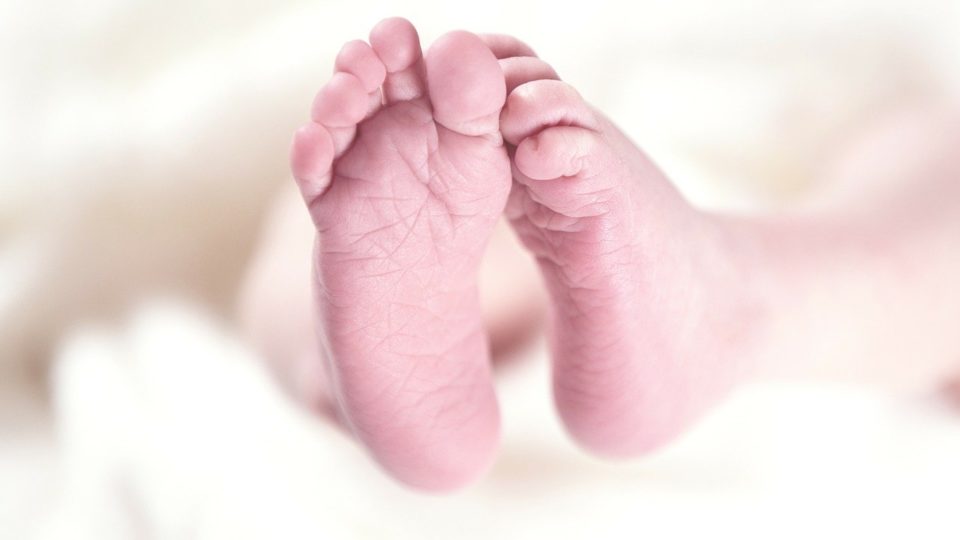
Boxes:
[237,186,545,422]
[947,377,960,408]
[285,17,960,489]
[742,105,960,392]
[497,72,756,455]
[290,19,511,490]
[500,66,960,455]
[501,70,960,454]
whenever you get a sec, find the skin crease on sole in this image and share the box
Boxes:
[498,69,960,455]
[286,19,960,489]
[236,186,546,423]
[290,18,513,491]
[497,64,763,457]
[289,18,758,488]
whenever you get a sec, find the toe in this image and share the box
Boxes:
[335,40,386,93]
[500,79,598,145]
[290,122,335,204]
[369,17,421,72]
[500,56,560,94]
[515,126,603,180]
[311,72,368,127]
[513,128,618,218]
[425,30,506,136]
[478,33,537,59]
[369,17,426,103]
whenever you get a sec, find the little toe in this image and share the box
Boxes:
[311,72,368,128]
[500,79,598,145]
[515,126,604,181]
[369,17,426,103]
[425,30,506,136]
[290,122,335,205]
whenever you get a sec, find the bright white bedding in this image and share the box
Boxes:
[2,0,959,537]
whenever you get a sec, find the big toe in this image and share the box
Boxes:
[425,30,506,136]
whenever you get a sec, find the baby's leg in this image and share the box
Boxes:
[499,58,960,455]
[499,72,760,455]
[747,104,960,389]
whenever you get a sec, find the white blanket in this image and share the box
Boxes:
[2,0,959,537]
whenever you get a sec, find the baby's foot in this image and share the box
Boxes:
[290,19,510,490]
[499,60,764,456]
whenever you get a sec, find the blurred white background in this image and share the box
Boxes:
[2,0,960,538]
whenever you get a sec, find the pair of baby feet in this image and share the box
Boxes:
[290,18,759,490]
